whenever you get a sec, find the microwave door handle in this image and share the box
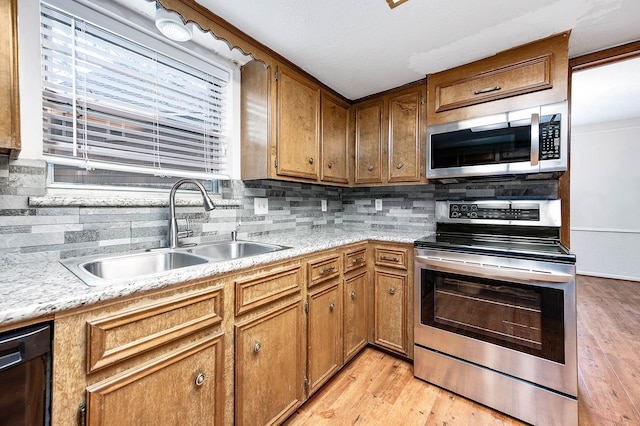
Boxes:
[416,256,573,284]
[531,113,540,166]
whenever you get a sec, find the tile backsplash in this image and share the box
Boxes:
[0,157,558,263]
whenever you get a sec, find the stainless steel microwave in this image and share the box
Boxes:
[427,101,568,182]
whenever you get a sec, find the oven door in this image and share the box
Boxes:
[414,249,577,397]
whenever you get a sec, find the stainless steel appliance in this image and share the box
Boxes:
[0,323,52,425]
[414,200,577,425]
[427,101,567,182]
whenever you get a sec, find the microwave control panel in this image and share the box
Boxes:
[539,115,561,160]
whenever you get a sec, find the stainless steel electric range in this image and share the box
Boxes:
[414,200,577,425]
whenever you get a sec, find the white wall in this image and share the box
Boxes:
[570,118,640,281]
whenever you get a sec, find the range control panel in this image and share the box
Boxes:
[449,203,540,221]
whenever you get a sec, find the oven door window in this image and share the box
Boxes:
[421,269,565,363]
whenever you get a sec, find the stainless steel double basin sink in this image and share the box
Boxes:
[62,241,289,286]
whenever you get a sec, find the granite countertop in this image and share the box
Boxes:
[0,230,426,328]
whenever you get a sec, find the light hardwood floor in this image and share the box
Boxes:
[284,275,640,425]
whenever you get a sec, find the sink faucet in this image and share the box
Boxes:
[168,179,215,249]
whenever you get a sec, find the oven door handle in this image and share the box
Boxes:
[416,256,573,284]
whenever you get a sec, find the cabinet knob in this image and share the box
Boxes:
[396,162,403,169]
[195,373,206,386]
[309,157,314,164]
[389,287,396,295]
[329,303,335,311]
[253,342,262,353]
[368,165,374,171]
[327,161,333,169]
[350,291,356,299]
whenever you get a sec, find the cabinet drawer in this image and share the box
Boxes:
[374,247,408,270]
[86,287,223,373]
[307,256,341,288]
[344,247,367,273]
[235,264,302,316]
[433,54,552,113]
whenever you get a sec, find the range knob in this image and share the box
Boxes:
[470,211,478,218]
[451,211,460,218]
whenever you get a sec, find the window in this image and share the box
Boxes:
[40,0,231,190]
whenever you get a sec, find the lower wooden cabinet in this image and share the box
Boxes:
[343,270,368,361]
[86,333,225,426]
[235,299,305,426]
[374,269,408,355]
[307,283,342,395]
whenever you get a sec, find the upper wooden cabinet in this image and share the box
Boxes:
[427,31,570,125]
[241,61,350,186]
[276,66,321,180]
[0,0,20,159]
[352,84,426,185]
[321,93,349,184]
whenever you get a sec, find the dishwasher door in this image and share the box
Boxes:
[0,323,52,426]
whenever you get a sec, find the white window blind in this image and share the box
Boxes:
[40,1,230,180]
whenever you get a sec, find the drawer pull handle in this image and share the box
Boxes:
[380,255,399,262]
[350,291,356,299]
[368,165,374,171]
[389,287,396,295]
[351,256,364,264]
[327,161,333,169]
[319,266,336,275]
[396,162,403,169]
[253,342,262,353]
[474,85,501,95]
[195,373,206,386]
[329,303,335,311]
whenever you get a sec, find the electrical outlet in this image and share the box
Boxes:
[254,197,268,215]
[321,199,327,212]
[375,199,383,211]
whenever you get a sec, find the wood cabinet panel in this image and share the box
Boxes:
[374,246,408,270]
[321,93,349,184]
[388,92,422,183]
[374,270,408,355]
[344,247,367,274]
[307,255,341,288]
[86,287,223,373]
[235,299,304,426]
[276,66,320,180]
[307,283,342,395]
[0,0,20,158]
[354,101,383,183]
[234,264,302,316]
[344,270,368,361]
[86,333,225,426]
[434,55,552,113]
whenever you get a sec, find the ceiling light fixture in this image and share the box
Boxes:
[155,4,192,42]
[386,0,410,8]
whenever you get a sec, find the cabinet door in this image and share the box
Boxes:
[374,270,408,355]
[344,271,368,361]
[0,0,20,158]
[354,101,383,184]
[320,93,349,184]
[388,91,421,183]
[86,333,225,426]
[276,67,320,180]
[307,283,342,395]
[235,300,304,426]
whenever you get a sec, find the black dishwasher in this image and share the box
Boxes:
[0,323,52,426]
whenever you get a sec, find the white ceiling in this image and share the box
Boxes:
[193,0,640,100]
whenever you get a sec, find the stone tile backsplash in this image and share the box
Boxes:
[0,157,558,263]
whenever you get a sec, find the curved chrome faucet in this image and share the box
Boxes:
[168,179,215,249]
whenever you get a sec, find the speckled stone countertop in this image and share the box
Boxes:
[0,230,427,328]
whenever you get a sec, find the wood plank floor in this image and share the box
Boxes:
[284,275,640,425]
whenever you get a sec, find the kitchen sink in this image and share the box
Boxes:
[185,240,288,260]
[62,240,289,286]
